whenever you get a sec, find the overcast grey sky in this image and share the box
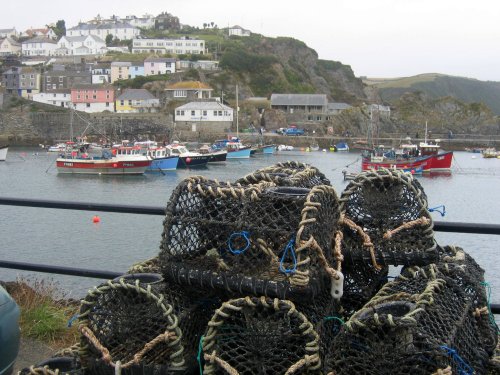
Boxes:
[3,0,499,81]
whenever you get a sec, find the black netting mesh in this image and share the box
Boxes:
[159,177,340,300]
[78,275,219,374]
[325,264,491,375]
[339,168,438,267]
[202,296,323,374]
[235,161,331,188]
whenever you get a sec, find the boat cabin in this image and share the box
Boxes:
[419,140,441,156]
[146,147,171,159]
[167,144,189,155]
[113,146,143,157]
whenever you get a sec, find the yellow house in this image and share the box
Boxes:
[115,89,160,113]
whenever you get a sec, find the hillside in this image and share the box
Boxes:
[369,74,500,115]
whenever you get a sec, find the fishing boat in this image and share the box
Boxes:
[277,145,294,151]
[330,142,350,152]
[0,145,8,161]
[47,142,70,152]
[144,147,179,171]
[198,145,228,163]
[482,148,499,158]
[212,138,251,159]
[166,142,210,167]
[254,144,276,154]
[309,143,320,152]
[56,148,151,175]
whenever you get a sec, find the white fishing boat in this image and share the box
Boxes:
[0,145,8,161]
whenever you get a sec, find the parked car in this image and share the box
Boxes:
[284,127,305,136]
[0,284,20,375]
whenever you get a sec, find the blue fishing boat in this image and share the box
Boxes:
[145,147,179,171]
[212,138,251,159]
[258,144,276,154]
[330,142,350,152]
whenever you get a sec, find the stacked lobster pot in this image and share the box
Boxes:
[158,164,342,374]
[235,160,331,188]
[324,262,495,374]
[77,273,220,374]
[338,168,438,317]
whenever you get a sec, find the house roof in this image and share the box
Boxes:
[0,37,20,46]
[44,70,90,77]
[111,61,132,67]
[176,101,232,111]
[327,102,352,111]
[270,94,328,106]
[117,89,155,101]
[71,83,113,90]
[144,57,176,63]
[22,37,57,44]
[165,81,212,90]
[68,22,137,31]
[0,28,16,33]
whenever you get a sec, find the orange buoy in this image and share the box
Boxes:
[92,215,100,223]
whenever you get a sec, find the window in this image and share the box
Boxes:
[85,95,89,99]
[52,101,56,105]
[92,95,96,99]
[77,95,81,99]
[218,111,222,116]
[53,93,56,97]
[47,77,51,82]
[213,111,218,116]
[202,110,207,116]
[30,74,34,79]
[224,111,228,116]
[174,90,186,98]
[59,77,63,83]
[86,103,90,108]
[106,95,110,99]
[120,100,124,105]
[191,110,195,116]
[176,110,185,116]
[106,102,109,107]
[128,100,132,105]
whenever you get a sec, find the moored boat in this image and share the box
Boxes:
[198,145,228,163]
[166,142,209,167]
[56,148,151,175]
[331,141,350,152]
[212,138,251,159]
[361,139,453,173]
[254,144,276,154]
[0,145,8,161]
[144,147,179,171]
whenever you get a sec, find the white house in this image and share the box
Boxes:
[0,37,21,56]
[67,22,140,41]
[175,101,233,122]
[369,103,391,118]
[228,25,251,37]
[144,57,176,75]
[132,38,205,55]
[0,28,17,38]
[32,91,72,108]
[22,28,57,39]
[22,37,58,56]
[124,14,155,29]
[55,35,106,56]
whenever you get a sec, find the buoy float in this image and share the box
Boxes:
[186,157,192,163]
[92,215,100,223]
[113,163,118,168]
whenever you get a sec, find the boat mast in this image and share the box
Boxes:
[69,106,74,142]
[424,121,428,143]
[236,84,239,137]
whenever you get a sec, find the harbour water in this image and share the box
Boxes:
[1,148,500,302]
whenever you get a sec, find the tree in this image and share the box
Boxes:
[105,34,113,46]
[203,23,207,29]
[210,22,214,28]
[49,19,66,38]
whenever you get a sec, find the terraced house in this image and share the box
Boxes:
[115,89,159,113]
[2,66,40,99]
[132,38,205,55]
[71,84,114,112]
[110,62,131,83]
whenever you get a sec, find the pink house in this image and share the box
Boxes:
[71,84,115,112]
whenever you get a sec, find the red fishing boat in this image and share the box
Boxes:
[361,139,453,173]
[56,147,151,175]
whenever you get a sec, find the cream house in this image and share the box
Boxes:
[0,37,21,55]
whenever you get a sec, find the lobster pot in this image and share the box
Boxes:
[433,245,497,354]
[202,296,322,375]
[341,263,389,318]
[159,177,340,300]
[127,256,161,274]
[339,168,438,267]
[325,265,491,375]
[235,161,331,187]
[19,357,83,375]
[79,275,219,375]
[487,340,500,374]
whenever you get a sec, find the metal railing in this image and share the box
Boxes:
[1,196,499,313]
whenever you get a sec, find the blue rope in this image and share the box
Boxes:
[227,231,251,254]
[429,205,446,217]
[67,313,79,327]
[279,238,297,274]
[481,281,500,333]
[324,315,345,335]
[440,345,473,375]
[197,335,204,374]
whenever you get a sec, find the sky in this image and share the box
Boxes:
[3,0,500,81]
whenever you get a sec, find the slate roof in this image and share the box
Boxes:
[22,37,57,44]
[117,89,155,101]
[144,57,176,63]
[270,94,327,106]
[327,102,352,111]
[176,101,232,111]
[111,61,132,67]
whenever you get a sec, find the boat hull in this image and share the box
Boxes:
[56,158,150,175]
[361,152,453,172]
[226,148,251,159]
[207,150,227,163]
[260,145,275,154]
[148,156,179,171]
[0,145,8,161]
[177,155,210,168]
